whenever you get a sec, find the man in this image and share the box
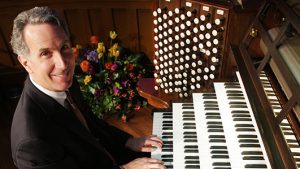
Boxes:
[10,6,165,169]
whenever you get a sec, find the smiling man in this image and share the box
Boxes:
[10,6,165,169]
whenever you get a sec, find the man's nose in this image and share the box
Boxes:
[55,52,68,69]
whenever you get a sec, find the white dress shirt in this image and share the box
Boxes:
[29,76,67,108]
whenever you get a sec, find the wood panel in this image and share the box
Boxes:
[65,9,92,45]
[114,8,139,51]
[0,0,155,67]
[89,8,115,45]
[137,9,155,60]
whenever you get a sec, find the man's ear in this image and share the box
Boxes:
[18,55,32,73]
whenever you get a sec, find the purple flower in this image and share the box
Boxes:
[99,89,105,96]
[87,50,99,63]
[111,63,118,72]
[94,89,101,97]
[121,80,128,87]
[88,65,95,74]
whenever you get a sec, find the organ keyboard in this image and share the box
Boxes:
[152,72,274,169]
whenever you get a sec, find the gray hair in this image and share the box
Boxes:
[10,6,69,56]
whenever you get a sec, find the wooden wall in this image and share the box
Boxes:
[0,0,157,67]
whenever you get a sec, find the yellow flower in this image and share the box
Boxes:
[109,43,119,58]
[98,52,104,59]
[109,31,117,39]
[83,75,92,85]
[113,50,120,58]
[97,42,105,53]
[76,44,82,49]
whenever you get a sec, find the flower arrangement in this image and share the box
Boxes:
[73,31,147,121]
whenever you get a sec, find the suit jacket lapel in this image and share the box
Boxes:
[24,77,113,156]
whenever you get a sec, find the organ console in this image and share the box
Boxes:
[146,0,300,169]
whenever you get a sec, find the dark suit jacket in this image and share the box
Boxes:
[11,77,144,169]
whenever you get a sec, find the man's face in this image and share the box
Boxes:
[19,23,75,92]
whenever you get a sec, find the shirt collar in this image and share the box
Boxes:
[29,76,67,107]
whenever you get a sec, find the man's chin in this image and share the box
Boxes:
[52,78,73,91]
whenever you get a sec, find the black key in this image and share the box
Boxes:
[229,101,246,105]
[185,161,200,164]
[206,116,221,119]
[228,96,245,100]
[162,158,173,162]
[232,114,251,118]
[184,139,198,142]
[212,162,231,166]
[185,165,200,169]
[184,131,197,135]
[211,155,229,159]
[162,154,173,158]
[240,144,260,147]
[245,164,267,168]
[207,125,223,128]
[182,103,194,107]
[184,135,197,138]
[236,128,255,132]
[209,135,225,138]
[226,90,242,94]
[210,146,227,149]
[231,110,250,114]
[185,149,199,153]
[227,93,244,97]
[205,108,220,111]
[208,129,224,132]
[209,139,226,143]
[242,151,263,155]
[238,139,259,143]
[185,156,199,160]
[162,135,173,139]
[233,118,252,121]
[238,135,257,138]
[230,105,248,108]
[243,156,264,160]
[211,150,228,154]
[183,118,196,121]
[185,145,198,149]
[183,111,195,115]
[207,121,222,125]
[235,124,254,128]
[162,148,173,152]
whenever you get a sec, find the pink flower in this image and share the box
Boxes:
[135,104,140,110]
[128,102,132,108]
[105,77,111,84]
[111,63,118,72]
[121,114,127,122]
[129,90,134,99]
[129,73,135,78]
[116,104,121,110]
[113,86,120,95]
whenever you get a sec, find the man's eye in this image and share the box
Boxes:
[62,44,71,51]
[40,50,51,57]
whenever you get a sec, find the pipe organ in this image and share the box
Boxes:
[148,0,300,169]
